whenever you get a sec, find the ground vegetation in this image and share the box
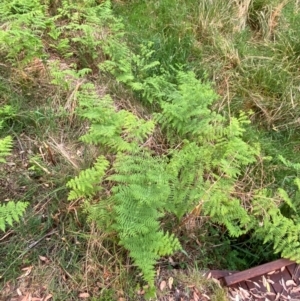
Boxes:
[1,0,300,300]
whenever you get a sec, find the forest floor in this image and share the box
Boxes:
[1,0,300,300]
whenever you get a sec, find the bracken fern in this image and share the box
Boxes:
[67,1,300,293]
[0,106,28,231]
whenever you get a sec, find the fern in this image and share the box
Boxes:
[107,152,181,285]
[67,7,300,290]
[66,156,109,200]
[77,88,154,152]
[0,0,48,65]
[166,141,208,219]
[69,151,181,287]
[0,107,14,163]
[122,231,180,284]
[53,0,124,66]
[72,42,264,287]
[0,135,13,163]
[0,201,28,232]
[252,189,300,262]
[156,71,221,138]
[0,106,28,231]
[0,0,122,70]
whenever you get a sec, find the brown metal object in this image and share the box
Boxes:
[224,258,294,286]
[207,259,300,301]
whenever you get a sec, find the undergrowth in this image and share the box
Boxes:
[1,0,300,300]
[0,103,28,233]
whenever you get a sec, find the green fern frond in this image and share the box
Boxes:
[156,71,220,139]
[203,184,251,237]
[0,105,16,119]
[0,201,28,232]
[67,156,109,200]
[278,188,297,213]
[105,152,181,285]
[279,155,300,170]
[252,190,300,262]
[0,135,13,163]
[78,93,154,152]
[120,230,180,285]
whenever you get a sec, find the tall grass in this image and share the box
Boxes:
[114,0,300,132]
